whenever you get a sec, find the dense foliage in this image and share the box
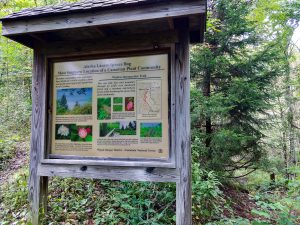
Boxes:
[0,0,300,224]
[191,0,300,177]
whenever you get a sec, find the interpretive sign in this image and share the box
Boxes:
[51,54,169,160]
[1,0,205,222]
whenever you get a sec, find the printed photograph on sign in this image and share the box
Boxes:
[100,121,136,137]
[51,54,169,159]
[56,88,93,115]
[140,123,162,138]
[99,122,120,137]
[97,97,111,120]
[125,97,135,111]
[55,124,72,140]
[70,125,93,142]
[113,97,123,112]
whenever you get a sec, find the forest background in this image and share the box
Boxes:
[0,0,300,224]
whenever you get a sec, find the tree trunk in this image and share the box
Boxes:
[203,69,212,159]
[279,99,290,180]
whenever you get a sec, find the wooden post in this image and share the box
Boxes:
[29,51,48,225]
[175,18,192,225]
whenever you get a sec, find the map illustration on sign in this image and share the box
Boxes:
[137,80,162,120]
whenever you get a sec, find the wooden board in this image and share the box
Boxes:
[2,0,205,36]
[29,51,48,225]
[174,18,192,225]
[38,163,179,183]
[42,158,175,168]
[39,31,178,58]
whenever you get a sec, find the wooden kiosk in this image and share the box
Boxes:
[1,0,206,224]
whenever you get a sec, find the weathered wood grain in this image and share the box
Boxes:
[46,63,53,161]
[42,158,176,168]
[29,51,48,225]
[2,0,206,36]
[38,164,179,183]
[170,44,177,168]
[39,31,178,57]
[174,18,192,225]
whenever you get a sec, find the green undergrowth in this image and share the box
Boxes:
[0,161,225,224]
[0,168,30,225]
[225,168,300,225]
[45,178,176,224]
[1,161,299,224]
[0,168,176,225]
[0,134,21,170]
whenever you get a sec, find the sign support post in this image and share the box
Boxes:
[175,18,192,225]
[29,52,48,224]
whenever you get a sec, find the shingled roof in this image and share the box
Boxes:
[1,0,165,21]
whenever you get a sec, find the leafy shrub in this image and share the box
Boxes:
[251,190,300,225]
[0,75,31,169]
[0,168,30,224]
[206,217,271,225]
[44,178,176,224]
[0,135,20,170]
[1,174,176,224]
[192,161,226,223]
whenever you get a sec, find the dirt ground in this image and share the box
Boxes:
[0,141,29,185]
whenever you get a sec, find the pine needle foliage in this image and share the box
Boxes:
[191,0,290,176]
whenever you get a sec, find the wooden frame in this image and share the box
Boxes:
[2,0,202,223]
[45,49,176,168]
[28,21,191,224]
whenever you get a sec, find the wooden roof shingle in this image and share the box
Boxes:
[1,0,164,21]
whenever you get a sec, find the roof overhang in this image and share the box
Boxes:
[1,0,207,48]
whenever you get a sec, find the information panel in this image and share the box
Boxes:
[51,54,169,159]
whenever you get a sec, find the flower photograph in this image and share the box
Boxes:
[55,124,72,140]
[125,97,134,111]
[56,88,93,115]
[97,97,111,120]
[70,125,93,142]
[140,123,162,138]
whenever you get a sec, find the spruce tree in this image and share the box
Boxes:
[191,0,287,176]
[60,94,68,110]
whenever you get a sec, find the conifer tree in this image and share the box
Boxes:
[191,0,289,176]
[60,94,68,110]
